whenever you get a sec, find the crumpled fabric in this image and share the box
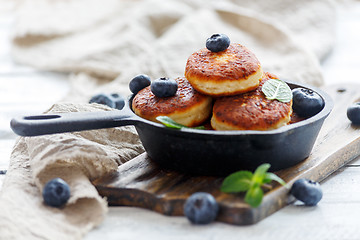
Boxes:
[12,0,336,94]
[0,103,144,240]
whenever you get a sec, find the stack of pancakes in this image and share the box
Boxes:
[132,43,293,131]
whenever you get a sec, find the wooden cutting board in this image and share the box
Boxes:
[92,84,360,225]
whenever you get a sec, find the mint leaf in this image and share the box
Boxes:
[156,116,205,130]
[252,163,270,184]
[220,163,287,208]
[261,79,292,103]
[264,172,288,188]
[221,171,253,193]
[245,186,264,208]
[156,116,185,129]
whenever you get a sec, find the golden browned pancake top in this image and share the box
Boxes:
[212,73,292,130]
[132,77,210,117]
[185,43,261,82]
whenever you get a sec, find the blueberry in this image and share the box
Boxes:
[347,102,360,124]
[129,74,151,94]
[110,93,125,110]
[292,88,324,118]
[89,93,116,108]
[89,93,125,110]
[290,178,322,206]
[206,34,230,52]
[183,192,219,224]
[42,178,70,208]
[151,77,178,98]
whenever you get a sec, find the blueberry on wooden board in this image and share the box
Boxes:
[183,192,219,224]
[150,77,178,98]
[43,178,70,208]
[290,178,322,206]
[129,74,151,94]
[347,102,360,124]
[292,88,324,118]
[206,34,230,52]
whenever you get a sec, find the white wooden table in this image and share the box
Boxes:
[1,3,360,240]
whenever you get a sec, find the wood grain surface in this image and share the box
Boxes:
[92,84,360,225]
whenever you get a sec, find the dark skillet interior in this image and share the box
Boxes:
[129,80,333,176]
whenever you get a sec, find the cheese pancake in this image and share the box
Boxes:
[132,77,212,127]
[185,43,263,97]
[211,72,292,131]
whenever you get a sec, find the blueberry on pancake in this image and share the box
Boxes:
[206,33,230,52]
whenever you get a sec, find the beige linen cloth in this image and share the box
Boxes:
[0,0,336,239]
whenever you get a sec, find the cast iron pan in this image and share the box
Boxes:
[10,81,333,176]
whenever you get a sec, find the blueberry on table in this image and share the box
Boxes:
[42,178,71,208]
[290,178,322,206]
[89,93,116,108]
[347,102,360,125]
[206,33,230,52]
[151,77,178,98]
[183,192,219,224]
[110,93,125,110]
[129,74,151,94]
[89,93,125,110]
[292,88,324,118]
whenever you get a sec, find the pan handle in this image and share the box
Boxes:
[10,106,140,137]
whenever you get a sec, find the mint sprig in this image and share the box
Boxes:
[221,163,287,208]
[156,116,205,130]
[261,79,292,103]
